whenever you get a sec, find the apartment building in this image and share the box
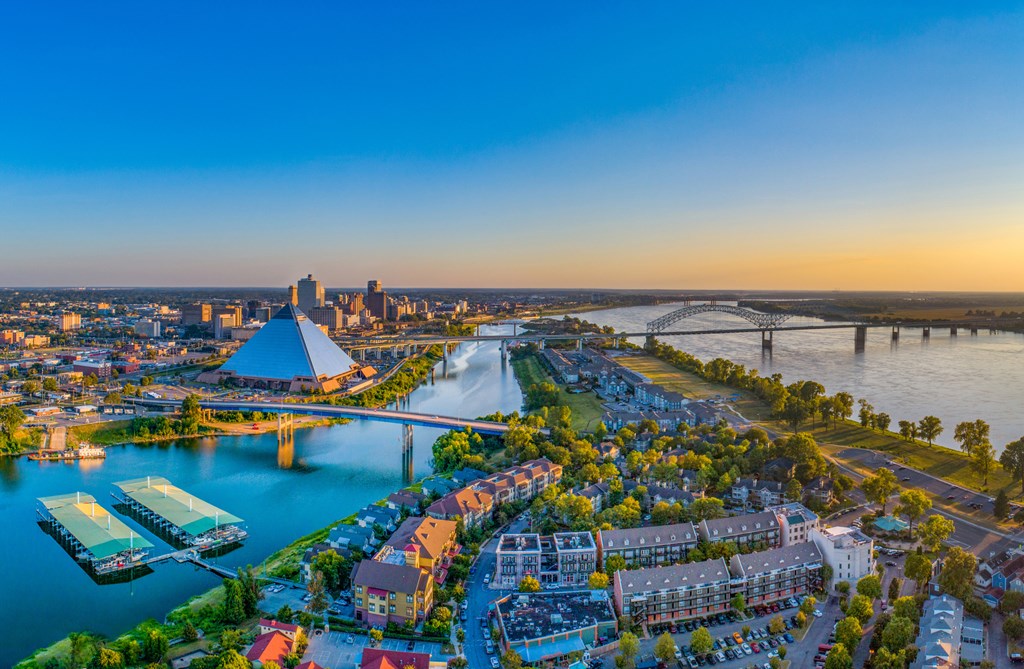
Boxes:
[810,526,874,589]
[698,511,781,549]
[729,543,824,606]
[495,532,597,588]
[598,523,699,570]
[769,502,820,546]
[351,559,434,627]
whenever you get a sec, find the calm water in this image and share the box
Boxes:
[0,326,521,667]
[572,303,1024,451]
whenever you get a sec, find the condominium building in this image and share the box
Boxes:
[597,523,699,570]
[59,312,81,331]
[351,559,434,627]
[698,511,781,549]
[615,558,733,625]
[613,543,824,625]
[769,502,820,546]
[495,532,597,588]
[810,526,874,589]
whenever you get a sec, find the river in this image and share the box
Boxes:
[0,326,521,667]
[571,303,1024,452]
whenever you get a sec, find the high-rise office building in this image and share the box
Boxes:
[211,305,243,328]
[366,280,388,320]
[59,312,81,331]
[181,303,212,326]
[287,285,298,306]
[297,274,325,314]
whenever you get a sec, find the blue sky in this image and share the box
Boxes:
[1,2,1022,289]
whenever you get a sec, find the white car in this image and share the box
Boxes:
[813,609,823,617]
[490,658,500,668]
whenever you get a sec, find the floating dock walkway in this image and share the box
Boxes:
[37,492,153,574]
[112,476,247,549]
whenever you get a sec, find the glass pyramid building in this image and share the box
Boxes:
[199,304,361,392]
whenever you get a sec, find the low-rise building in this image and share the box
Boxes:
[246,631,292,666]
[352,559,434,627]
[425,486,494,529]
[730,478,785,509]
[615,558,732,625]
[598,523,699,570]
[359,649,433,669]
[495,590,618,665]
[909,594,965,669]
[810,526,874,590]
[496,532,597,589]
[381,516,459,582]
[698,511,781,549]
[769,502,820,546]
[803,476,836,507]
[728,543,824,607]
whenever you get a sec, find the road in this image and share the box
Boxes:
[829,447,1024,558]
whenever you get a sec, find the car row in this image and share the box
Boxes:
[675,633,795,668]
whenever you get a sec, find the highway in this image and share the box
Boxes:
[128,397,539,436]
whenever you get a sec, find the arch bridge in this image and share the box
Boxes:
[646,303,794,333]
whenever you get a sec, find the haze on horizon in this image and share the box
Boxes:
[1,3,1022,291]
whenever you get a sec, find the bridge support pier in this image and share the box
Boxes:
[891,326,900,342]
[970,327,978,335]
[645,335,655,351]
[922,327,930,339]
[539,339,545,350]
[359,348,366,361]
[950,327,958,336]
[761,330,773,352]
[401,424,414,484]
[375,347,382,360]
[500,340,508,363]
[276,414,295,469]
[576,338,583,351]
[854,326,867,353]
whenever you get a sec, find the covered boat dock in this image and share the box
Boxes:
[37,492,153,573]
[112,476,246,548]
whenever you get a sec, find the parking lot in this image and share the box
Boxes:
[634,595,838,669]
[304,628,450,667]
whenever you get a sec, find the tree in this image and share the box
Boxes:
[617,631,640,669]
[785,479,803,502]
[898,420,917,441]
[142,629,168,662]
[887,577,902,602]
[42,377,59,392]
[222,578,245,623]
[93,647,124,669]
[824,643,852,669]
[215,650,251,669]
[731,593,746,614]
[654,632,677,662]
[861,468,899,515]
[1001,591,1024,615]
[892,596,920,622]
[896,489,932,536]
[918,514,955,552]
[795,610,807,628]
[995,489,1011,519]
[588,572,609,590]
[0,405,26,441]
[768,614,786,634]
[501,648,523,669]
[800,596,817,616]
[918,416,943,446]
[955,419,990,455]
[972,440,997,488]
[236,564,263,617]
[307,570,329,617]
[846,594,874,624]
[858,400,874,428]
[182,619,198,642]
[218,629,244,652]
[688,497,725,522]
[836,580,850,595]
[834,616,862,651]
[857,574,882,600]
[875,413,891,433]
[369,628,384,646]
[881,615,915,652]
[904,553,933,591]
[1003,615,1024,641]
[518,575,541,592]
[311,549,350,590]
[937,546,976,600]
[605,554,627,574]
[690,626,714,655]
[872,647,907,669]
[1002,438,1024,493]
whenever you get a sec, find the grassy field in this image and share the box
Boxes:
[67,419,134,446]
[510,354,606,432]
[616,354,773,422]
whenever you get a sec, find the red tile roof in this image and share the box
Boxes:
[360,648,432,669]
[246,631,292,664]
[259,618,300,634]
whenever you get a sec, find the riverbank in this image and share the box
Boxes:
[621,347,1021,499]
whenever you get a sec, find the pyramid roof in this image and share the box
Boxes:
[220,304,357,381]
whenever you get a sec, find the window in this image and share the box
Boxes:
[390,605,396,613]
[407,594,414,603]
[389,592,396,600]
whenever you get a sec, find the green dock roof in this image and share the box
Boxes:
[39,492,153,560]
[114,477,243,536]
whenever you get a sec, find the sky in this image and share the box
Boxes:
[1,2,1022,290]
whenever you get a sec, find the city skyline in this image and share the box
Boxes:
[2,3,1022,290]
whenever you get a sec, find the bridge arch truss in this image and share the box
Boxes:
[646,304,794,333]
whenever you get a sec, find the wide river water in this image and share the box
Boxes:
[572,303,1024,452]
[0,325,521,667]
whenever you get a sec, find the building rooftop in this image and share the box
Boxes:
[496,590,617,643]
[500,533,541,552]
[817,525,873,547]
[114,476,242,536]
[730,543,823,577]
[616,558,731,596]
[352,558,430,594]
[384,516,458,560]
[219,303,357,382]
[39,492,154,560]
[600,522,699,549]
[700,510,779,539]
[553,532,596,551]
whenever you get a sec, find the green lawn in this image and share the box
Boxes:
[616,354,773,421]
[67,419,134,446]
[510,354,606,432]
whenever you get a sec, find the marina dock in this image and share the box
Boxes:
[112,476,247,549]
[37,492,153,574]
